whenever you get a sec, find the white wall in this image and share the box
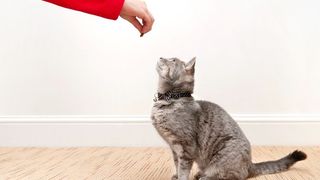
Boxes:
[1,0,320,115]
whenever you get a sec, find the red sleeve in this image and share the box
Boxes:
[43,0,125,20]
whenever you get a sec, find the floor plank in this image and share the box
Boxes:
[0,147,318,179]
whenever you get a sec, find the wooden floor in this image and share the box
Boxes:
[0,147,318,180]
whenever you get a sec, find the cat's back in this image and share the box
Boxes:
[196,100,246,137]
[196,100,223,114]
[196,100,231,122]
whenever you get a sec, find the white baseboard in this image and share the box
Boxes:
[0,114,319,147]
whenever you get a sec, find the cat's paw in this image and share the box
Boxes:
[198,177,210,180]
[199,176,218,180]
[194,172,204,180]
[171,174,178,180]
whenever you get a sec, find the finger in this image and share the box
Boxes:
[141,12,154,33]
[126,16,143,33]
[135,5,154,34]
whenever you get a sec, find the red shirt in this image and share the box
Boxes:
[43,0,125,20]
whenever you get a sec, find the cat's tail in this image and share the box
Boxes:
[248,150,307,178]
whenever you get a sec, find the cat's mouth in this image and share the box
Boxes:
[157,59,166,71]
[157,62,162,70]
[156,59,170,80]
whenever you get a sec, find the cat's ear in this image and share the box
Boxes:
[185,57,196,74]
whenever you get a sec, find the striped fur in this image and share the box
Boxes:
[151,57,307,180]
[249,150,307,177]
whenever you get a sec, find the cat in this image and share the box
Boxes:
[151,57,307,180]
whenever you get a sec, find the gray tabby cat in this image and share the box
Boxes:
[151,57,307,180]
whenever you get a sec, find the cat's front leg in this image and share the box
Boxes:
[170,149,193,180]
[172,144,194,180]
[171,150,178,180]
[177,157,193,180]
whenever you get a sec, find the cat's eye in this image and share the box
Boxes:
[172,59,176,62]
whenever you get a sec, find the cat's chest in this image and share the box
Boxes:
[151,100,199,125]
[151,102,178,124]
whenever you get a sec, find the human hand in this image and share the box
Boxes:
[120,0,154,36]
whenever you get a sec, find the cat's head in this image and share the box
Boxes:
[156,57,196,93]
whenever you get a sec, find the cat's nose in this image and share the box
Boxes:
[158,57,165,64]
[159,57,166,63]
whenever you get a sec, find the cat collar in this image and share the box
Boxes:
[153,91,192,102]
